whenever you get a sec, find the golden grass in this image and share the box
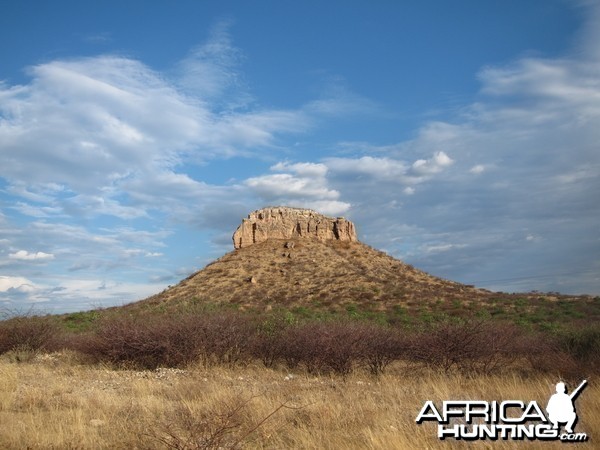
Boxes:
[0,352,597,449]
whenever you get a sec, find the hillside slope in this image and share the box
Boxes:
[138,238,491,312]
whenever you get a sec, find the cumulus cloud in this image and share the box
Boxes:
[243,149,456,216]
[410,151,454,175]
[271,162,329,178]
[0,276,36,292]
[324,152,454,191]
[246,162,333,198]
[325,156,409,180]
[9,250,55,261]
[469,164,486,174]
[245,162,350,215]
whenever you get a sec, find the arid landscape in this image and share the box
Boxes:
[1,355,599,449]
[1,208,598,448]
[3,2,599,448]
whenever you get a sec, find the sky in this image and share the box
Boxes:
[1,1,599,313]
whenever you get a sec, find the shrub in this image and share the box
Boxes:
[407,319,532,374]
[277,321,366,376]
[355,324,407,376]
[75,314,193,369]
[251,316,290,368]
[522,332,579,379]
[148,395,299,450]
[558,325,600,369]
[0,314,60,354]
[77,312,255,369]
[254,320,409,376]
[192,312,255,366]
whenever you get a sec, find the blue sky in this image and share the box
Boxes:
[1,1,599,312]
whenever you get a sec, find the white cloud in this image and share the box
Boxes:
[337,49,600,294]
[242,150,456,224]
[246,173,339,200]
[325,156,409,180]
[479,59,600,110]
[271,161,329,178]
[297,200,351,217]
[9,250,55,261]
[244,161,350,215]
[62,194,148,220]
[325,152,454,185]
[525,234,542,243]
[469,164,486,174]
[421,243,467,254]
[410,151,454,175]
[176,19,250,107]
[0,276,35,292]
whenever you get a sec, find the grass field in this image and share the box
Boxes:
[0,351,597,449]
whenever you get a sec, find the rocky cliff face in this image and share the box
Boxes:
[232,206,357,249]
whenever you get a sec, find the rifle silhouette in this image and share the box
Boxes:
[570,380,587,401]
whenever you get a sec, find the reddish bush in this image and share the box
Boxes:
[192,312,255,366]
[275,322,365,375]
[78,312,255,369]
[408,319,535,374]
[251,316,290,368]
[354,324,408,375]
[0,314,60,354]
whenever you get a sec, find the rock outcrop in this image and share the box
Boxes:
[232,206,357,249]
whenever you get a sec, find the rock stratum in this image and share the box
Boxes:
[232,207,357,249]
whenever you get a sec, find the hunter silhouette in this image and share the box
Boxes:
[546,380,587,433]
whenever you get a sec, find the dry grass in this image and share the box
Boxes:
[0,352,597,449]
[135,239,493,312]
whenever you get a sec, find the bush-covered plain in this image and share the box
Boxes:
[1,308,598,377]
[0,305,598,448]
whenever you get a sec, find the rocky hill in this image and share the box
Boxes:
[137,206,498,313]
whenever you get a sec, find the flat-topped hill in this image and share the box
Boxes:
[135,207,494,313]
[123,206,597,322]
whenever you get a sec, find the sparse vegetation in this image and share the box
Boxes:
[0,355,598,449]
[1,238,599,447]
[2,308,597,378]
[0,310,60,354]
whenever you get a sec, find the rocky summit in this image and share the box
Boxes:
[232,206,357,249]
